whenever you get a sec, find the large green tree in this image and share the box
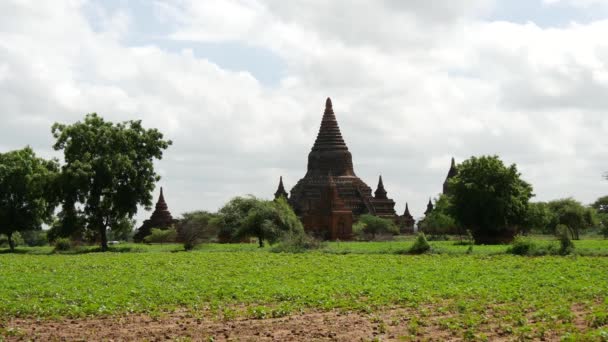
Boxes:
[215,196,303,247]
[448,155,534,244]
[52,114,171,251]
[0,147,59,251]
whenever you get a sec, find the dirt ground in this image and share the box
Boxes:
[0,306,588,341]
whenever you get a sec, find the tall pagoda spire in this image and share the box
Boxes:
[374,175,388,199]
[424,198,434,215]
[443,157,458,194]
[156,187,168,211]
[306,98,355,177]
[274,176,289,199]
[403,202,413,218]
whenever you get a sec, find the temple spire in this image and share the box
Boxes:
[443,157,458,194]
[424,198,434,215]
[403,202,412,217]
[306,98,355,177]
[274,176,289,199]
[374,175,388,199]
[312,97,348,152]
[156,186,168,211]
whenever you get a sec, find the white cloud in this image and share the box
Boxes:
[1,0,608,224]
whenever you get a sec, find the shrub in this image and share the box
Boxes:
[557,224,575,255]
[353,214,399,241]
[54,238,72,252]
[507,235,537,256]
[408,233,431,254]
[177,211,218,251]
[271,231,325,253]
[144,228,177,244]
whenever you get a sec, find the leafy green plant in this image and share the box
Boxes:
[144,228,177,244]
[53,238,72,252]
[271,231,325,253]
[408,233,431,254]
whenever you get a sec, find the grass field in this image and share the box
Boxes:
[1,239,608,340]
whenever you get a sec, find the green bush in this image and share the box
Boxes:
[54,238,72,252]
[557,224,575,255]
[144,228,177,244]
[408,233,431,254]
[271,231,325,253]
[508,235,537,255]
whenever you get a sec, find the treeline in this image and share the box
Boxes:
[420,156,607,243]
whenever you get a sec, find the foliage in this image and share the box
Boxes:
[447,155,534,244]
[0,147,59,251]
[507,235,540,256]
[547,198,598,240]
[53,238,72,252]
[52,113,171,251]
[556,224,575,255]
[216,196,304,247]
[523,202,554,234]
[19,230,48,247]
[408,233,431,254]
[271,231,325,253]
[353,214,399,240]
[176,211,218,251]
[107,217,135,242]
[419,195,460,236]
[2,246,608,340]
[144,228,177,244]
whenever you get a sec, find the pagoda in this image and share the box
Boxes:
[134,187,177,242]
[274,176,289,200]
[288,98,397,239]
[399,202,416,234]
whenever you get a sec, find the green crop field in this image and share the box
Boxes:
[1,240,608,340]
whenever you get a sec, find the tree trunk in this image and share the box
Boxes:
[258,236,264,248]
[100,226,108,252]
[7,231,15,252]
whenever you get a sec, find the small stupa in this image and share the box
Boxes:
[134,187,176,242]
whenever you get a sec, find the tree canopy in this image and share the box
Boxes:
[547,198,597,240]
[353,214,399,240]
[447,155,534,244]
[0,147,59,251]
[52,113,171,251]
[215,196,304,247]
[418,195,460,236]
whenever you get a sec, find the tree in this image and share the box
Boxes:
[523,202,554,234]
[353,214,399,240]
[176,211,218,250]
[52,114,171,251]
[448,155,534,244]
[547,198,598,240]
[591,196,608,237]
[418,195,460,236]
[215,196,304,247]
[0,147,59,251]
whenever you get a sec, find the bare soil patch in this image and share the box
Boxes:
[0,306,595,341]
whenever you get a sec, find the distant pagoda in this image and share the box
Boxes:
[287,98,397,239]
[399,202,416,234]
[134,187,176,242]
[274,176,289,200]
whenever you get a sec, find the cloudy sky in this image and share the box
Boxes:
[2,0,608,224]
